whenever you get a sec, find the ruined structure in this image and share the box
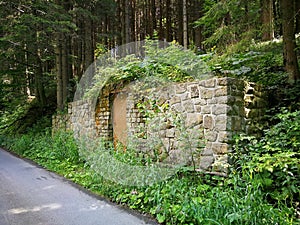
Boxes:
[52,77,267,174]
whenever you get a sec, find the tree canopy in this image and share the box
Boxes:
[0,0,299,113]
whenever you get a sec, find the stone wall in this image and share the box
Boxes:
[53,77,267,173]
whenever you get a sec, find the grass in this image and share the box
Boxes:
[1,36,299,224]
[0,127,298,225]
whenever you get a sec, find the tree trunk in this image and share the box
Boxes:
[192,0,204,49]
[183,0,188,49]
[150,0,156,38]
[115,0,122,46]
[296,0,300,33]
[280,0,300,84]
[166,0,172,42]
[158,0,163,40]
[131,0,136,42]
[125,0,131,43]
[84,18,94,71]
[62,36,69,105]
[55,33,64,111]
[261,0,274,41]
[177,0,183,45]
[35,55,46,107]
[34,29,46,107]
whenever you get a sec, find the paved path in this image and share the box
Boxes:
[0,148,157,225]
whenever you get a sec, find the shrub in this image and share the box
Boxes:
[233,109,300,207]
[1,128,297,224]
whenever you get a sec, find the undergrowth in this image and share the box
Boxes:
[1,109,299,224]
[1,38,300,224]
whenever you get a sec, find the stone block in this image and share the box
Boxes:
[231,116,243,131]
[201,89,214,99]
[246,86,254,94]
[198,80,206,87]
[201,105,212,114]
[159,130,166,138]
[176,83,187,94]
[226,96,237,105]
[189,85,200,98]
[204,78,216,87]
[207,98,217,104]
[212,143,228,154]
[215,115,227,131]
[215,86,227,97]
[170,96,181,105]
[179,92,190,101]
[203,115,214,129]
[195,105,202,112]
[204,130,218,142]
[230,89,244,97]
[212,104,229,115]
[201,147,213,156]
[193,98,207,105]
[215,96,228,104]
[186,113,203,127]
[217,131,230,142]
[182,100,195,113]
[199,155,214,170]
[216,77,230,86]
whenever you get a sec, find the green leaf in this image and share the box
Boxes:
[157,214,166,223]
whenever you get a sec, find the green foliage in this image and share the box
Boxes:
[0,99,55,135]
[1,35,299,225]
[1,127,298,224]
[233,109,300,206]
[89,41,211,100]
[196,0,261,51]
[108,173,295,225]
[207,40,287,86]
[3,129,80,165]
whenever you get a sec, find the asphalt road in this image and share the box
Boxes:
[0,148,157,225]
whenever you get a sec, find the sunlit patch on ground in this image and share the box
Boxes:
[8,203,61,215]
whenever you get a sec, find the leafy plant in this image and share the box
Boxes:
[1,127,298,224]
[232,109,300,207]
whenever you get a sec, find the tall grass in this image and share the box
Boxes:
[1,127,298,225]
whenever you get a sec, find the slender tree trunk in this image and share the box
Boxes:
[296,0,300,33]
[125,0,131,43]
[177,0,183,45]
[273,0,282,36]
[116,0,122,46]
[151,0,156,38]
[84,18,94,71]
[24,44,34,96]
[158,0,163,40]
[261,0,274,41]
[280,0,300,84]
[35,56,46,107]
[131,0,136,42]
[55,0,72,110]
[166,0,172,42]
[62,36,69,104]
[183,0,188,49]
[191,0,203,49]
[34,29,46,106]
[78,21,84,79]
[55,33,64,110]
